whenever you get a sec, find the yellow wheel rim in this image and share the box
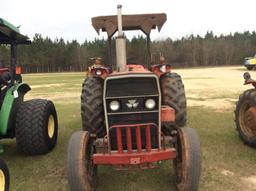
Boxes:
[0,169,5,191]
[48,115,55,138]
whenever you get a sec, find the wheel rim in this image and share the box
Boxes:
[174,129,187,187]
[48,115,55,138]
[86,140,97,189]
[239,102,256,137]
[0,169,5,191]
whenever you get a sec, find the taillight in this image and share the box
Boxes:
[16,66,21,74]
[151,64,171,77]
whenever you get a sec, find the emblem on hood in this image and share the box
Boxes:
[126,99,139,109]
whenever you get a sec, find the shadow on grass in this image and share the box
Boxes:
[97,162,177,191]
[231,67,254,72]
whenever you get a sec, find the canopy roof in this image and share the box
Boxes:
[92,13,167,37]
[0,18,31,44]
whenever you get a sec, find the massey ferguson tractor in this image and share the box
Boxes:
[235,72,256,147]
[67,5,201,191]
[0,18,58,191]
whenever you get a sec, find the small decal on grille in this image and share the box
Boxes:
[126,99,139,109]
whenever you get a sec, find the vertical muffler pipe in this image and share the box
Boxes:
[116,5,127,72]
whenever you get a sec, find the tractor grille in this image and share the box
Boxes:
[104,75,160,151]
[106,77,158,97]
[109,124,158,151]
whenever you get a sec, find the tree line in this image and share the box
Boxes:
[0,31,256,73]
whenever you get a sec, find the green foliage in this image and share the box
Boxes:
[1,31,256,72]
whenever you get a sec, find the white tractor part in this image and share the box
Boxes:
[116,5,127,72]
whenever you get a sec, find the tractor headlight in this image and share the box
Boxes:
[160,65,166,73]
[145,98,156,110]
[95,69,102,76]
[109,100,120,111]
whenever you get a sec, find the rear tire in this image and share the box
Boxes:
[16,99,58,155]
[235,89,256,147]
[173,127,201,191]
[0,159,9,191]
[67,131,97,191]
[160,72,187,131]
[81,77,105,137]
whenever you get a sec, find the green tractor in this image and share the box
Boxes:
[235,72,256,147]
[0,19,58,190]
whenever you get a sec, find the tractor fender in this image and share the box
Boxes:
[16,83,31,96]
[0,83,31,136]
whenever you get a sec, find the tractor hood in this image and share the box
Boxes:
[109,64,153,77]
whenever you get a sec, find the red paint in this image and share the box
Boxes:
[93,149,176,165]
[151,64,172,78]
[89,66,111,79]
[161,105,175,122]
[145,125,151,152]
[15,66,21,74]
[0,68,9,74]
[126,127,132,153]
[93,123,176,168]
[136,127,142,153]
[126,64,146,71]
[116,128,123,153]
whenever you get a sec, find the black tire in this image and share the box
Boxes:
[16,99,58,155]
[0,159,10,191]
[235,89,256,147]
[174,127,201,191]
[81,77,105,137]
[246,65,254,70]
[160,72,187,130]
[67,131,97,191]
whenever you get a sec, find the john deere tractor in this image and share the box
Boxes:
[235,72,256,147]
[0,18,58,190]
[244,55,256,70]
[67,5,201,191]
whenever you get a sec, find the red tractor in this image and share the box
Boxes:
[67,5,201,191]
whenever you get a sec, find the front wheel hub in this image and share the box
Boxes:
[48,115,55,138]
[244,106,256,133]
[0,169,5,191]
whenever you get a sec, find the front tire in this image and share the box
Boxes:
[246,65,254,70]
[174,127,201,191]
[235,89,256,147]
[0,159,10,191]
[161,72,187,131]
[16,99,58,155]
[67,131,97,191]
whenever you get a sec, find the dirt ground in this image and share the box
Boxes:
[175,66,250,111]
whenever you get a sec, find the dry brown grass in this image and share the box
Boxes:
[175,66,250,110]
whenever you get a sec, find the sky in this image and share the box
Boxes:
[1,0,256,43]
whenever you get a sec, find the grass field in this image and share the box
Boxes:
[2,66,256,191]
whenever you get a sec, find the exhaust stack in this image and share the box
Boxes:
[116,5,127,72]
